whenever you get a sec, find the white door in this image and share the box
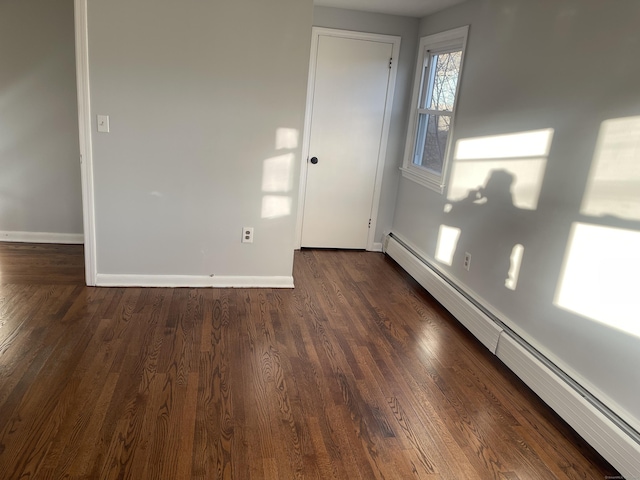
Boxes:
[300,29,399,249]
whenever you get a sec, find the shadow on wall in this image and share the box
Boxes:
[433,120,640,339]
[435,128,554,295]
[438,169,528,292]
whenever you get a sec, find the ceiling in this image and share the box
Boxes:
[313,0,468,18]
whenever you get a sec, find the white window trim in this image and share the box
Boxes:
[401,25,469,194]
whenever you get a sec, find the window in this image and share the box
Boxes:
[402,26,469,193]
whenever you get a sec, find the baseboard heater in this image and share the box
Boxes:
[384,232,640,479]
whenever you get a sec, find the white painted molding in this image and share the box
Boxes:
[74,0,97,286]
[366,32,401,252]
[96,274,295,288]
[399,167,445,194]
[401,25,470,195]
[0,231,84,244]
[294,26,318,250]
[371,242,383,252]
[296,27,401,251]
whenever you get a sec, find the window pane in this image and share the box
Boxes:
[413,114,451,175]
[426,51,462,111]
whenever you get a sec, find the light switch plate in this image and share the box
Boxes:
[97,115,110,133]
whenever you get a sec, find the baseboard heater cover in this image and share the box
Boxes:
[496,333,640,479]
[384,233,640,479]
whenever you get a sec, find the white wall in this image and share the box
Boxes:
[0,0,83,237]
[312,7,419,244]
[392,0,640,431]
[87,0,313,279]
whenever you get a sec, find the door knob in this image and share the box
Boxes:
[310,157,319,164]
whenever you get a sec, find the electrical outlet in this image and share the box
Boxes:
[242,227,254,243]
[464,252,471,271]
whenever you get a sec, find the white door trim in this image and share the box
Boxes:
[295,27,400,251]
[74,0,97,286]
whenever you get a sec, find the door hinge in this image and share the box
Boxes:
[368,219,372,228]
[389,57,393,69]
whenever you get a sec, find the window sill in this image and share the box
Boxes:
[400,167,445,194]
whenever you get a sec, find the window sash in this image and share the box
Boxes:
[419,46,461,112]
[417,107,453,116]
[412,113,452,175]
[401,26,469,193]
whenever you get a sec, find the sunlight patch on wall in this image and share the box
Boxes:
[581,116,640,221]
[448,129,553,210]
[262,195,293,220]
[435,225,461,266]
[454,129,553,160]
[276,128,299,150]
[505,244,524,290]
[262,154,294,193]
[261,154,294,219]
[555,223,640,338]
[448,159,547,210]
[261,128,298,219]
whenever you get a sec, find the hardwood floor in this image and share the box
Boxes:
[0,243,619,479]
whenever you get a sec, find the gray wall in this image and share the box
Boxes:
[0,0,83,235]
[313,7,420,243]
[87,0,313,277]
[392,0,640,429]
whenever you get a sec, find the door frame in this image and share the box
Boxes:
[74,0,97,285]
[295,27,400,251]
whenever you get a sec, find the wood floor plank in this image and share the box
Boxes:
[0,244,621,479]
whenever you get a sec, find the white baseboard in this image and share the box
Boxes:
[0,230,84,244]
[96,274,294,288]
[385,233,640,479]
[497,334,640,479]
[371,242,383,252]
